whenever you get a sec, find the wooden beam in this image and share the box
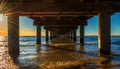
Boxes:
[4,1,120,13]
[44,26,77,35]
[5,11,97,16]
[44,26,77,29]
[32,16,90,26]
[33,20,82,26]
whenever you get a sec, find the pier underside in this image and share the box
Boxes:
[1,0,120,57]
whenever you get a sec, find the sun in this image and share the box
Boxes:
[0,14,4,22]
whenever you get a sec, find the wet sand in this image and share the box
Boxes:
[0,47,18,69]
[1,45,120,69]
[32,45,120,69]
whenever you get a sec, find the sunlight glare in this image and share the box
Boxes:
[0,14,3,22]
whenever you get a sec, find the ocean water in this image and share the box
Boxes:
[1,36,120,54]
[1,36,120,69]
[1,36,120,46]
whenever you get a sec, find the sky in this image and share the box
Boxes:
[0,13,120,36]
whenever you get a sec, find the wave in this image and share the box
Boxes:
[20,44,36,46]
[1,44,36,47]
[85,42,98,45]
[111,36,120,39]
[77,42,98,45]
[19,40,35,42]
[112,41,120,45]
[0,40,35,42]
[0,40,7,42]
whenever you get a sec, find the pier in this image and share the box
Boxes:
[1,0,120,57]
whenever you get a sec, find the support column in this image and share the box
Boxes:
[70,31,73,41]
[73,30,77,42]
[36,26,41,44]
[53,32,56,38]
[46,29,48,42]
[67,32,71,40]
[8,15,19,57]
[52,31,56,39]
[98,13,111,55]
[68,32,71,40]
[50,31,52,40]
[80,25,84,45]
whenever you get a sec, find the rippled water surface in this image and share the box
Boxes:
[1,36,120,69]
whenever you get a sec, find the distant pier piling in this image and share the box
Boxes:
[36,25,41,44]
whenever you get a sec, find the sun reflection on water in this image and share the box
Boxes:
[0,36,7,46]
[0,47,18,69]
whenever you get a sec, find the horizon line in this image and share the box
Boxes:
[0,35,120,37]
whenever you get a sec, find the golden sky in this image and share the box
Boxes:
[0,15,46,36]
[0,14,7,36]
